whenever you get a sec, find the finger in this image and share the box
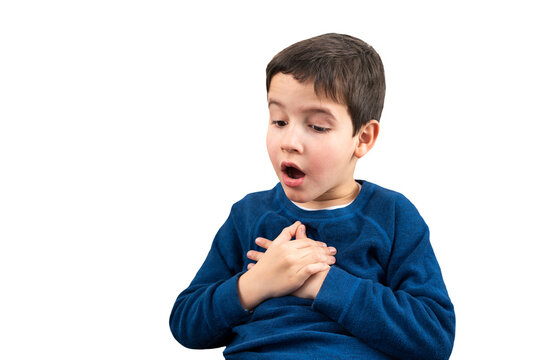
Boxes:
[246,250,264,262]
[247,263,255,270]
[296,224,307,239]
[290,238,328,249]
[298,263,330,277]
[273,221,302,245]
[295,247,336,266]
[306,248,336,265]
[288,240,336,260]
[254,237,273,250]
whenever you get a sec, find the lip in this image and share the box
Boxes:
[280,161,303,172]
[280,161,305,188]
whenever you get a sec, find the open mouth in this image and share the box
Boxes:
[280,162,306,187]
[281,162,305,179]
[286,166,305,179]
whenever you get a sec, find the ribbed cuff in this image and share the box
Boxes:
[312,265,361,323]
[214,271,252,328]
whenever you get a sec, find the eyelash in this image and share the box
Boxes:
[271,121,330,133]
[272,120,287,127]
[310,125,330,133]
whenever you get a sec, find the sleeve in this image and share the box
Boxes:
[169,206,252,349]
[312,196,455,360]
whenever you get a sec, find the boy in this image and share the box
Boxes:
[170,33,455,359]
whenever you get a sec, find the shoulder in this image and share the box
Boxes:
[359,182,429,254]
[360,180,415,210]
[228,184,282,225]
[358,180,425,225]
[233,184,279,209]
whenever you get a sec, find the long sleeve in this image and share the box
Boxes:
[169,208,252,349]
[312,195,455,359]
[170,182,455,359]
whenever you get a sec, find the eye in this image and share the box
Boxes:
[310,125,330,133]
[272,120,287,127]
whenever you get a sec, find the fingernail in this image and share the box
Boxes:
[329,247,336,255]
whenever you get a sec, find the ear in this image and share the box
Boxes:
[354,120,380,159]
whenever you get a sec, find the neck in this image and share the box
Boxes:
[293,179,361,210]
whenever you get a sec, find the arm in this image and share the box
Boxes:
[169,209,251,349]
[246,199,454,359]
[312,197,455,360]
[170,218,336,349]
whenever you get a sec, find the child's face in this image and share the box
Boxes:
[266,73,361,208]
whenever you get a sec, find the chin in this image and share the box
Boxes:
[282,187,313,204]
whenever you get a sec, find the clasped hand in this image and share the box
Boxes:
[238,221,336,310]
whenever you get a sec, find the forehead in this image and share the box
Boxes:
[268,73,317,99]
[267,73,347,117]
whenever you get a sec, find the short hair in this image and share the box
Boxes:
[266,33,386,136]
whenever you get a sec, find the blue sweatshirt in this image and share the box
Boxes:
[170,181,455,359]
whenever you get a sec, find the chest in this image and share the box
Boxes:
[253,214,392,283]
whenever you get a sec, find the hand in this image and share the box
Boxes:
[291,266,330,299]
[290,224,334,299]
[246,223,336,300]
[238,221,335,310]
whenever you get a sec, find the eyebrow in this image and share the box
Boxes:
[268,99,337,120]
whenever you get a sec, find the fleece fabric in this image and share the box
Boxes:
[170,180,455,359]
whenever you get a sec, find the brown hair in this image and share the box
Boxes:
[266,33,386,135]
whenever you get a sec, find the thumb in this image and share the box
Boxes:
[296,224,307,239]
[273,221,301,245]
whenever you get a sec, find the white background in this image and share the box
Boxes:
[1,1,553,358]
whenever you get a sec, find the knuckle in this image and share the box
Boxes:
[283,254,295,265]
[293,239,305,246]
[312,253,325,262]
[302,265,314,276]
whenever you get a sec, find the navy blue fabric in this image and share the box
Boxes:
[170,181,455,359]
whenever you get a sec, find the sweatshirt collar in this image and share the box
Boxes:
[276,180,372,220]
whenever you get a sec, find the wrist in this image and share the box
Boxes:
[237,270,267,311]
[312,267,330,298]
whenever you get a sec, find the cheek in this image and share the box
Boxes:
[309,140,353,174]
[309,143,341,170]
[266,134,279,162]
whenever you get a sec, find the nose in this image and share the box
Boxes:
[280,124,303,153]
